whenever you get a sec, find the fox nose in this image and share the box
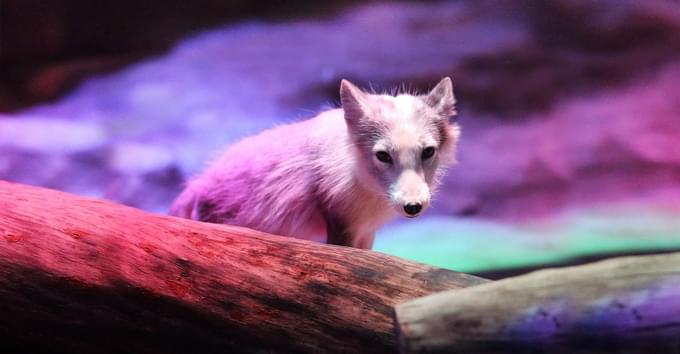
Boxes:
[404,203,423,216]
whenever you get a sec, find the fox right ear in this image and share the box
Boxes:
[426,77,456,119]
[340,79,367,126]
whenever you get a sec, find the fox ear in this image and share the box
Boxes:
[340,79,368,127]
[426,77,456,119]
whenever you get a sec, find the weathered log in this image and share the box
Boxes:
[395,252,680,354]
[0,180,486,354]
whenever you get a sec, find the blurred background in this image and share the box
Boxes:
[2,0,680,278]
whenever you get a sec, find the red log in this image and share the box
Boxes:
[0,181,486,354]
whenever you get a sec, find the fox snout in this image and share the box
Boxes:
[403,202,423,217]
[390,170,431,218]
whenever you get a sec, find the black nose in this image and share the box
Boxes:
[404,203,422,216]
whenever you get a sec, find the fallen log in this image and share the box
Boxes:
[0,180,486,354]
[395,252,680,354]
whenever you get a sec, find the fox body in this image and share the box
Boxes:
[169,78,460,249]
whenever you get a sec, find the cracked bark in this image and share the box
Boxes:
[0,181,486,354]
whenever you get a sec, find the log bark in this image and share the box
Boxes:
[0,180,486,354]
[395,252,680,354]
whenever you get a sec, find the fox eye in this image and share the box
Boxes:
[422,147,436,160]
[375,151,393,164]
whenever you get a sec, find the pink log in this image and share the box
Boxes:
[0,180,486,354]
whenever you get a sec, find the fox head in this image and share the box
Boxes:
[340,77,460,218]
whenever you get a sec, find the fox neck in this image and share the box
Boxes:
[316,132,395,226]
[345,157,396,226]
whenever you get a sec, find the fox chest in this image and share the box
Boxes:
[346,196,396,237]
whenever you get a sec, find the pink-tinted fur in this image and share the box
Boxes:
[170,78,459,249]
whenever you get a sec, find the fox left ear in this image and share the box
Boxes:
[340,79,368,128]
[426,77,457,119]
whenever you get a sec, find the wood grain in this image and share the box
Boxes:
[0,180,486,354]
[395,252,680,354]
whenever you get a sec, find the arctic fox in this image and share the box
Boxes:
[170,78,460,249]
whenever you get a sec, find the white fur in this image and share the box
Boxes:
[170,78,460,249]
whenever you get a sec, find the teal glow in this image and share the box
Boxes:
[374,204,680,273]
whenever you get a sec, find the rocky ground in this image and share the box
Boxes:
[2,0,680,274]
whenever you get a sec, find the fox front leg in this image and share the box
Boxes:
[324,214,375,249]
[324,214,354,247]
[352,234,375,249]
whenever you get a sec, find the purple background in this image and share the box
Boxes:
[2,0,680,275]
